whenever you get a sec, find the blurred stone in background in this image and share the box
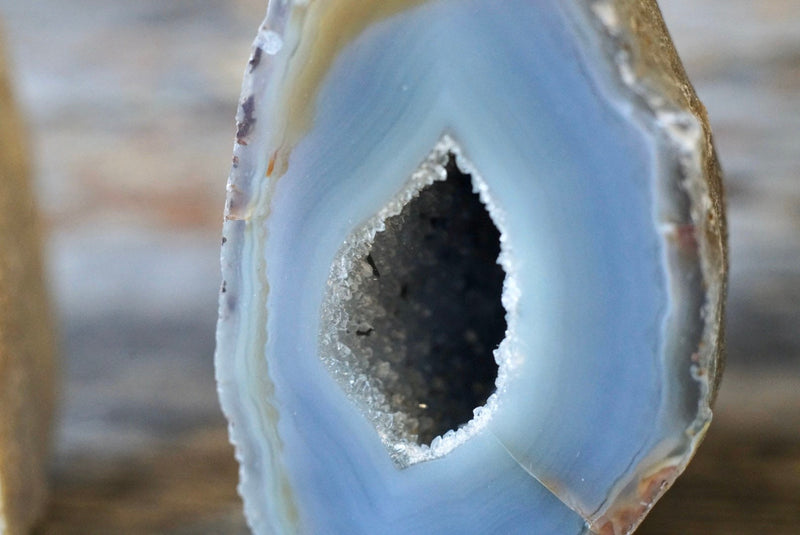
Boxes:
[0,1,257,532]
[0,25,56,535]
[0,0,797,533]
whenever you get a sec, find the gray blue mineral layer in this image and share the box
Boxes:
[220,1,705,533]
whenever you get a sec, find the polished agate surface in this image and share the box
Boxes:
[216,1,726,534]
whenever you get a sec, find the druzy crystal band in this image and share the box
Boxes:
[319,135,511,467]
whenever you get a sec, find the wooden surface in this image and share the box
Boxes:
[27,371,800,535]
[639,372,800,534]
[0,0,797,533]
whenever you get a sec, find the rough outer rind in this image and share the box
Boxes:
[587,1,727,533]
[0,30,57,535]
[610,0,727,404]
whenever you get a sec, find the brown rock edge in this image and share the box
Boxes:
[590,1,728,533]
[613,0,728,400]
[0,27,57,535]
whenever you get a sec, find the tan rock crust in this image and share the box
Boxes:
[588,2,728,533]
[612,0,728,403]
[0,32,57,535]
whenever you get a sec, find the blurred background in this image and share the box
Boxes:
[0,0,797,533]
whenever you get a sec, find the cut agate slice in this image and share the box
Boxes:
[215,1,727,534]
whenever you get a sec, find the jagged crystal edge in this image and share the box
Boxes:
[318,134,519,468]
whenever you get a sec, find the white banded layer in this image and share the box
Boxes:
[216,1,726,534]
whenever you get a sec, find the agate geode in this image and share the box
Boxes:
[215,1,727,534]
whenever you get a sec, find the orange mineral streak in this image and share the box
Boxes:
[592,465,680,535]
[266,149,278,177]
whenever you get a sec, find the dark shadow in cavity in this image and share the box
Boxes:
[355,153,506,445]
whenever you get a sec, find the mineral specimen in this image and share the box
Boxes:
[216,1,727,533]
[0,34,57,535]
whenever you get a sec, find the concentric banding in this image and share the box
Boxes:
[215,1,726,534]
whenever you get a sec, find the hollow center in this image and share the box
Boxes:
[325,149,506,450]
